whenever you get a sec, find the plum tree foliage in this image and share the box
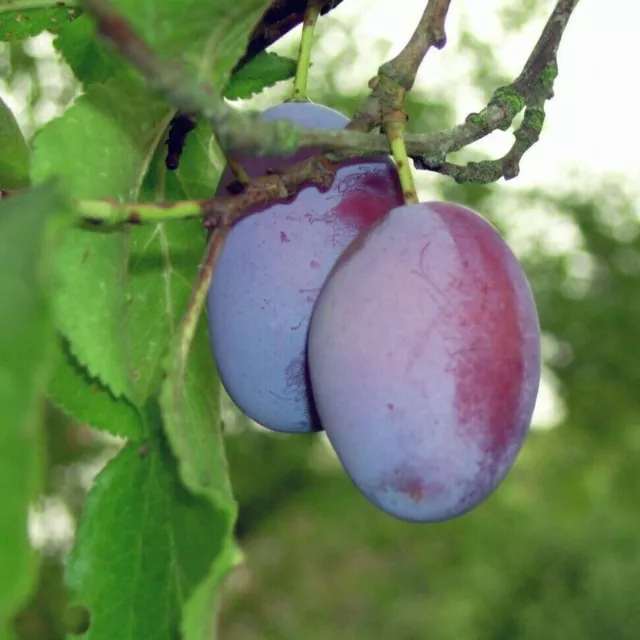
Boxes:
[0,0,580,638]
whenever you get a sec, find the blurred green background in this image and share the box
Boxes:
[3,1,640,638]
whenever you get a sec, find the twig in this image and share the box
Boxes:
[234,0,346,72]
[69,155,337,228]
[349,0,452,133]
[82,0,451,156]
[379,0,451,90]
[65,0,580,226]
[425,91,548,183]
[73,0,580,226]
[167,225,229,397]
[167,0,347,169]
[291,0,324,101]
[83,0,303,158]
[385,111,418,204]
[413,0,579,182]
[76,198,204,225]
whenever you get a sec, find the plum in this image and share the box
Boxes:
[307,201,541,522]
[207,101,403,433]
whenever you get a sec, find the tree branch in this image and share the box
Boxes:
[71,0,580,228]
[235,0,346,72]
[379,0,451,90]
[81,0,449,156]
[164,0,347,169]
[74,155,338,229]
[413,0,579,182]
[349,0,452,133]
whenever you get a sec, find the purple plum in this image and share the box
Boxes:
[308,201,541,521]
[207,101,403,432]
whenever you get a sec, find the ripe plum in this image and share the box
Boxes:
[207,101,403,432]
[308,201,541,521]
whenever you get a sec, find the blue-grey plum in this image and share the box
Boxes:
[308,201,541,521]
[207,101,403,433]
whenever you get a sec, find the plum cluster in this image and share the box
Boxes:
[207,102,541,523]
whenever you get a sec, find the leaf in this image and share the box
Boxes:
[160,316,239,640]
[66,436,233,640]
[224,51,297,100]
[106,0,273,89]
[121,132,215,403]
[54,14,130,86]
[0,4,80,41]
[182,540,242,640]
[125,217,208,402]
[166,122,222,201]
[48,337,142,439]
[158,223,239,639]
[0,183,67,637]
[0,95,29,189]
[30,74,171,404]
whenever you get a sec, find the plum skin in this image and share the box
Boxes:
[207,101,403,433]
[307,201,541,522]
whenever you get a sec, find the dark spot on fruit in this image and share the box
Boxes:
[280,231,290,243]
[298,287,321,302]
[310,260,320,269]
[284,355,306,398]
[390,467,444,502]
[387,402,394,410]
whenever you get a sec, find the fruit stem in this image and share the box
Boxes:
[168,224,229,386]
[75,198,204,225]
[227,157,252,186]
[385,112,418,204]
[291,0,323,101]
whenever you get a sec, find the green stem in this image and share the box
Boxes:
[227,158,251,185]
[291,1,323,101]
[76,198,203,225]
[386,117,418,204]
[169,226,229,390]
[181,228,227,355]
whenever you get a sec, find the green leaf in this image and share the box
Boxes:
[160,314,239,640]
[0,95,29,189]
[66,436,233,640]
[0,183,67,637]
[120,130,214,403]
[0,4,80,41]
[106,0,273,89]
[224,52,297,100]
[166,122,222,201]
[30,74,171,404]
[125,217,208,402]
[48,337,142,439]
[157,204,237,638]
[155,114,237,638]
[54,14,130,86]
